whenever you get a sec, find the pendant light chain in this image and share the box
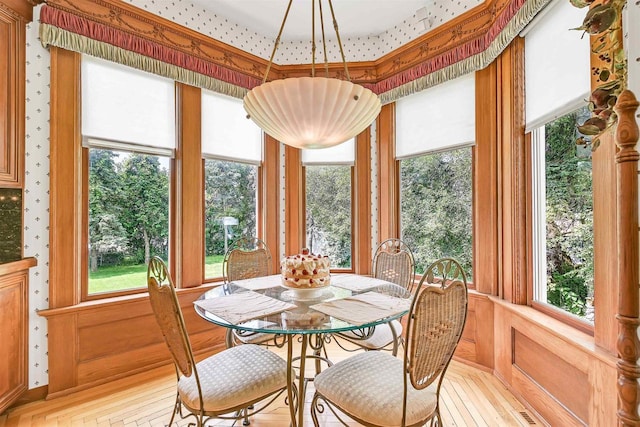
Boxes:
[311,0,316,77]
[262,0,293,84]
[327,0,351,82]
[318,0,330,77]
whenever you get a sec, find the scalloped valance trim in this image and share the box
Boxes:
[377,0,551,103]
[39,4,259,95]
[40,0,549,103]
[40,23,249,99]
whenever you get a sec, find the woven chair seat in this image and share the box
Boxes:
[178,344,288,413]
[337,320,403,350]
[314,351,437,426]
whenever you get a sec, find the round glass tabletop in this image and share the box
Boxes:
[194,274,412,335]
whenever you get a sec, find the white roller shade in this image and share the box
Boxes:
[524,0,590,132]
[202,90,263,164]
[396,73,475,159]
[302,138,355,165]
[81,55,175,151]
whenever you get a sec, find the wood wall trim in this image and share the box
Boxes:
[497,37,527,304]
[473,64,499,296]
[614,90,640,427]
[0,0,39,22]
[43,0,529,92]
[49,46,82,308]
[284,146,304,255]
[354,129,372,274]
[175,83,204,288]
[0,256,35,276]
[263,135,280,273]
[376,103,399,242]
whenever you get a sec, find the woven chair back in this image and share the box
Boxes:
[407,258,468,390]
[373,238,415,289]
[223,237,272,282]
[147,257,194,378]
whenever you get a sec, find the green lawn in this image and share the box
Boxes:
[88,255,225,294]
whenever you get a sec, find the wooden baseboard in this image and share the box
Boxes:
[7,385,48,410]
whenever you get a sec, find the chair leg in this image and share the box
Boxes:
[243,407,250,426]
[168,392,180,425]
[310,392,322,427]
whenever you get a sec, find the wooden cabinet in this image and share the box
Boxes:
[0,0,31,188]
[0,257,35,414]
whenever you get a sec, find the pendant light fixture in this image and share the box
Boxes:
[243,0,382,149]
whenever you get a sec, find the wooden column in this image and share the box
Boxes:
[498,38,527,304]
[377,103,399,242]
[354,129,372,274]
[175,83,203,287]
[614,90,640,427]
[262,135,281,272]
[284,145,304,255]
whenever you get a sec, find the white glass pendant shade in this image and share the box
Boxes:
[244,76,381,149]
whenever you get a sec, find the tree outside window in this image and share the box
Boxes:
[88,149,170,294]
[399,147,473,277]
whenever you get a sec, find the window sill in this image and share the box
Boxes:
[38,281,221,318]
[490,297,616,367]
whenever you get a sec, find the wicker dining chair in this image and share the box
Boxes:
[311,257,468,427]
[223,236,272,283]
[147,257,293,427]
[334,238,415,355]
[222,237,279,347]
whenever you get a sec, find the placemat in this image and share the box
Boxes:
[232,274,282,290]
[194,291,296,324]
[310,291,410,325]
[330,274,394,292]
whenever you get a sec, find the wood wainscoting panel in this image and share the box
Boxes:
[513,330,589,423]
[491,299,617,427]
[42,287,226,397]
[455,292,494,369]
[0,269,28,413]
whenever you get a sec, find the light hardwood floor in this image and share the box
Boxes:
[0,343,542,427]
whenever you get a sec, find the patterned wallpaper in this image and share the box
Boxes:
[24,3,51,388]
[127,0,483,64]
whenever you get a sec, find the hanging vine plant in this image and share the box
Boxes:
[570,0,627,150]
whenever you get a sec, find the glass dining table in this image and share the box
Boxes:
[193,273,412,427]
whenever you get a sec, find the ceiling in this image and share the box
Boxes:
[189,0,457,41]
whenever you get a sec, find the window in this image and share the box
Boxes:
[532,107,593,321]
[525,0,591,321]
[396,73,475,276]
[81,55,175,296]
[204,159,258,278]
[201,90,262,279]
[399,148,473,276]
[88,149,170,294]
[303,141,354,269]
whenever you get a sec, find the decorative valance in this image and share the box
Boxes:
[39,0,551,104]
